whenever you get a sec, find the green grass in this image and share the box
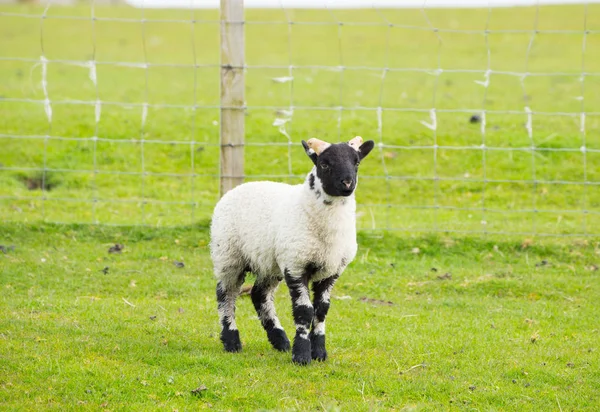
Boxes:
[1,222,599,410]
[2,4,600,233]
[1,3,600,410]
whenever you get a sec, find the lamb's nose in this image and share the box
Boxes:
[342,179,353,189]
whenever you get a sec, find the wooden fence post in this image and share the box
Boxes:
[220,0,245,197]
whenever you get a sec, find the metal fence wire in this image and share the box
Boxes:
[0,1,598,236]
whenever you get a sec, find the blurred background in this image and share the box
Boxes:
[1,0,599,236]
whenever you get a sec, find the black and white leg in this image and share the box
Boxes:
[216,274,245,352]
[284,269,314,365]
[251,277,290,352]
[310,274,339,361]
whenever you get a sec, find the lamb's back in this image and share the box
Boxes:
[210,181,300,276]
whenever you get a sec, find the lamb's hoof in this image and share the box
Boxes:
[221,329,242,352]
[310,333,327,361]
[292,353,311,365]
[291,337,311,365]
[268,328,291,352]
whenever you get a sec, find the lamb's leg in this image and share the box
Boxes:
[284,269,314,365]
[216,273,245,352]
[251,277,290,352]
[310,274,339,361]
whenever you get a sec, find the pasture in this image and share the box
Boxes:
[1,3,599,410]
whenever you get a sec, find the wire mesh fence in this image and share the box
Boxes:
[1,1,599,236]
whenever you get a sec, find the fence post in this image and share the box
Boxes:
[220,0,245,197]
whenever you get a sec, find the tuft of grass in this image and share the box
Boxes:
[1,223,600,410]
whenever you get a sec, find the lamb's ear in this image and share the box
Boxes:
[302,140,318,166]
[358,140,375,160]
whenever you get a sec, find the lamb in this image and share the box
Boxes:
[209,135,374,365]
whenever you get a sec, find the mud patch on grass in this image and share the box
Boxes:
[17,172,59,191]
[360,297,394,306]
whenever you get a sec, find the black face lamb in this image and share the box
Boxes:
[209,136,374,365]
[302,138,374,197]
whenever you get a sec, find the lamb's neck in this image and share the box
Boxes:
[302,168,357,223]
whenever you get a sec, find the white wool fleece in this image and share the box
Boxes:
[210,167,358,285]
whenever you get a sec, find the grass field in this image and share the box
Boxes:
[1,223,600,410]
[1,3,600,411]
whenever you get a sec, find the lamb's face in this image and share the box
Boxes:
[316,144,361,197]
[302,137,375,198]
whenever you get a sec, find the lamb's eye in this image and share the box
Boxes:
[320,163,330,170]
